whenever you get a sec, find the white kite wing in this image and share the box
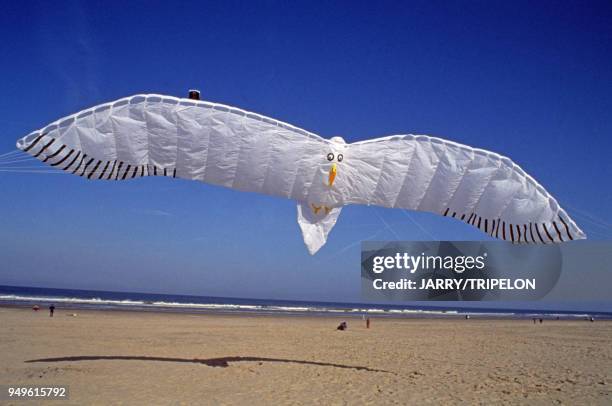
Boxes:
[341,134,585,243]
[16,94,330,201]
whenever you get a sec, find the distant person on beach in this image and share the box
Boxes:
[32,305,39,312]
[539,318,543,324]
[337,321,347,331]
[49,305,55,317]
[366,318,370,328]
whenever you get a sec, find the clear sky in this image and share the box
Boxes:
[0,0,611,306]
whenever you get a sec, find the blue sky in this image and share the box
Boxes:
[0,0,611,306]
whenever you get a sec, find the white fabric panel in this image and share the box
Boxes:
[472,160,523,219]
[108,103,128,164]
[392,137,440,210]
[231,119,273,193]
[93,104,117,162]
[202,110,242,188]
[76,112,116,165]
[179,104,213,181]
[447,153,500,214]
[56,123,82,155]
[500,182,552,226]
[261,128,305,198]
[111,101,148,164]
[341,141,387,206]
[145,98,178,168]
[175,105,201,180]
[417,142,472,213]
[368,137,417,208]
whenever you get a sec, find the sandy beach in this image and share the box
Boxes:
[0,307,610,405]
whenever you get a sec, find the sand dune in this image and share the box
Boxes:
[0,307,610,405]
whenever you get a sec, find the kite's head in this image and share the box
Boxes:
[326,136,347,188]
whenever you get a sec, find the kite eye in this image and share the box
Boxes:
[327,153,334,161]
[337,154,343,162]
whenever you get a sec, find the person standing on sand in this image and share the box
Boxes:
[49,305,55,317]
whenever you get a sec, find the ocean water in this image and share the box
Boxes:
[0,285,608,319]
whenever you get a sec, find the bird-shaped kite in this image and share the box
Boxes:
[16,93,585,254]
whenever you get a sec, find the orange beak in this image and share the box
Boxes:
[328,163,337,187]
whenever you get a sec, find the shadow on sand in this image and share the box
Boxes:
[25,355,391,373]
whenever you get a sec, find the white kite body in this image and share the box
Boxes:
[16,94,585,254]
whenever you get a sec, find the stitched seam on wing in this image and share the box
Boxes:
[391,138,420,208]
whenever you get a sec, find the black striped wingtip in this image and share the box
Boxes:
[32,143,178,183]
[441,207,574,243]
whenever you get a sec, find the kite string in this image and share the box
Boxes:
[0,154,35,160]
[564,204,612,231]
[401,209,438,240]
[0,167,58,170]
[374,209,401,240]
[0,150,23,160]
[0,160,36,168]
[574,215,612,234]
[0,169,66,174]
[319,209,438,262]
[580,228,612,240]
[565,214,612,239]
[318,226,391,263]
[0,157,38,165]
[315,209,398,262]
